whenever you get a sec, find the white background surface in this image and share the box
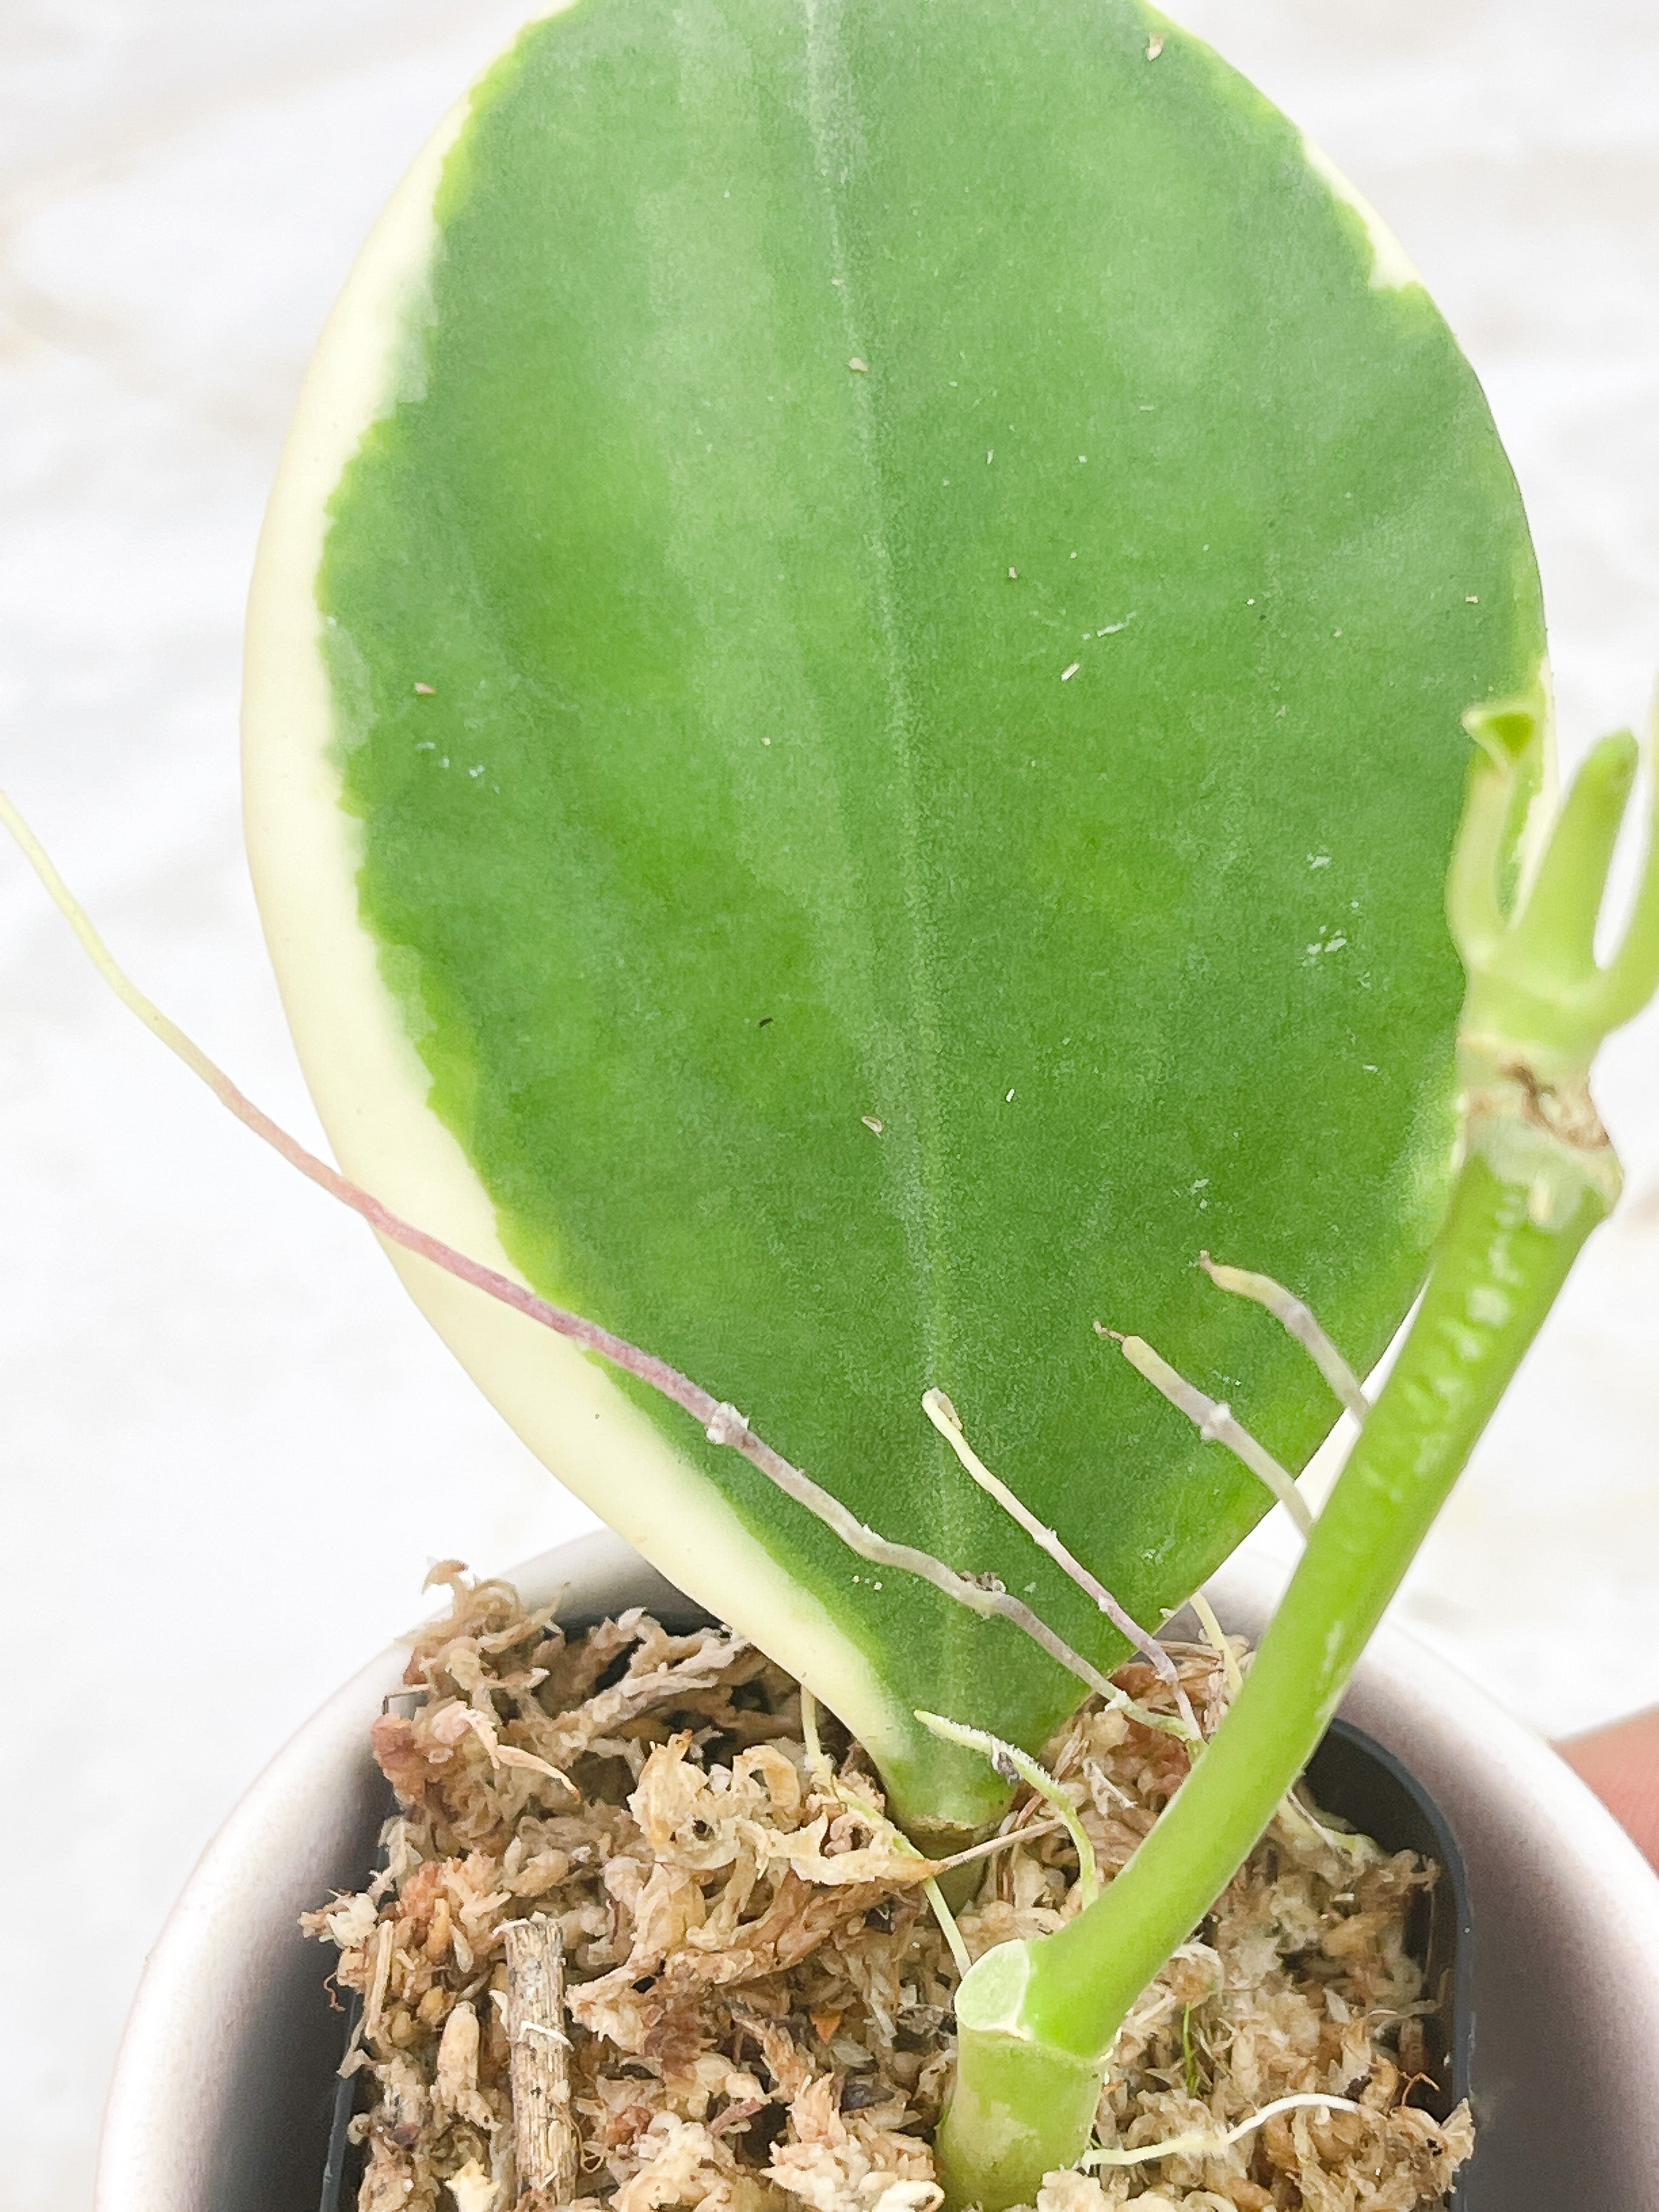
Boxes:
[1,4,1655,2206]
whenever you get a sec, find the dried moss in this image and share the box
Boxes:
[305,1569,1471,2212]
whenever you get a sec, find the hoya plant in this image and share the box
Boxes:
[246,0,1543,1834]
[5,1,1656,2207]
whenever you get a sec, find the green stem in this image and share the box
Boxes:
[937,691,1659,2210]
[936,1141,1606,2211]
[936,693,1658,2210]
[1029,1144,1601,2050]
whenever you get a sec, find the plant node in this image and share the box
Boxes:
[1451,678,1659,1220]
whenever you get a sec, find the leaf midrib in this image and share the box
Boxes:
[802,0,960,1557]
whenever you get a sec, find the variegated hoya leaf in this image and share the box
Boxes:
[245,0,1543,1828]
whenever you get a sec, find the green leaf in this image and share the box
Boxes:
[244,0,1542,1830]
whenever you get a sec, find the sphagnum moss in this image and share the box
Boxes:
[307,1571,1470,2212]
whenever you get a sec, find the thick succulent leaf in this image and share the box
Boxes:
[244,0,1543,1829]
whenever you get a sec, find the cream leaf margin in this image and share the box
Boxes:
[240,1,907,1801]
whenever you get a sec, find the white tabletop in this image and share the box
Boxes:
[2,4,1655,2206]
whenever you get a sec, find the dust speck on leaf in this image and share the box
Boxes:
[848,356,869,373]
[413,682,436,696]
[1147,33,1165,57]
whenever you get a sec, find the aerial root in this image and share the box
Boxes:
[1188,1592,1244,1701]
[915,1709,1101,1907]
[922,1389,1200,1741]
[1081,2090,1368,2170]
[1199,1252,1370,1423]
[0,789,1183,1740]
[803,1687,1056,1975]
[1097,1325,1314,1538]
